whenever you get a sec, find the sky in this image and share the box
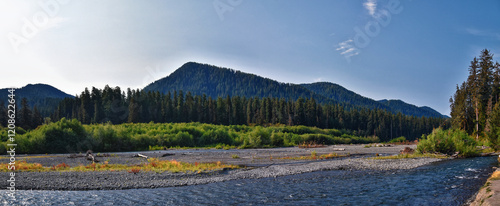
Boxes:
[0,0,499,115]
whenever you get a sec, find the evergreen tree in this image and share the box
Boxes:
[0,101,7,127]
[451,49,499,143]
[79,88,91,124]
[19,98,32,130]
[128,97,140,123]
[487,101,500,150]
[32,106,44,128]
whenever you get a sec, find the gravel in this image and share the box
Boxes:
[0,145,445,190]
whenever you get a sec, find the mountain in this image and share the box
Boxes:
[301,82,445,118]
[300,82,391,111]
[0,84,73,116]
[144,62,334,104]
[145,62,445,118]
[378,99,445,118]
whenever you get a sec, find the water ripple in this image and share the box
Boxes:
[1,157,497,206]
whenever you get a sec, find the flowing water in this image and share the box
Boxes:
[1,157,497,206]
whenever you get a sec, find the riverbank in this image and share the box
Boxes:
[1,145,445,190]
[469,165,500,206]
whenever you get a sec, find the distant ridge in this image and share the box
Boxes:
[300,82,391,111]
[378,99,446,118]
[0,83,73,116]
[144,62,445,118]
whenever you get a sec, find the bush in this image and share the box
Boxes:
[388,136,407,143]
[283,132,301,146]
[301,134,332,145]
[417,128,478,157]
[2,120,382,153]
[270,131,284,147]
[172,132,194,147]
[200,128,233,146]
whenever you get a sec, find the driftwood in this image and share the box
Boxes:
[133,153,149,159]
[400,147,415,154]
[86,150,100,163]
[68,152,109,159]
[332,148,345,151]
[161,153,175,157]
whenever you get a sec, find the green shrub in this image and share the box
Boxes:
[200,128,233,146]
[270,131,284,147]
[417,128,478,157]
[388,136,407,143]
[172,131,194,147]
[2,120,381,153]
[301,134,332,144]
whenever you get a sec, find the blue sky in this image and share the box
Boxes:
[1,0,499,115]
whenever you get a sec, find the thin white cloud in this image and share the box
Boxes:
[337,39,360,58]
[363,0,377,17]
[465,28,500,40]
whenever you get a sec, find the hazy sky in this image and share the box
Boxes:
[1,0,499,115]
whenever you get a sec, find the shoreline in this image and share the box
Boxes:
[1,145,444,191]
[469,166,500,206]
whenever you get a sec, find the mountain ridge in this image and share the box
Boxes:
[144,62,445,118]
[0,63,446,118]
[0,83,73,116]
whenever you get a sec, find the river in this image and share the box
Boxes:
[1,156,497,205]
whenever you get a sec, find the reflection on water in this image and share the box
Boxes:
[1,157,497,206]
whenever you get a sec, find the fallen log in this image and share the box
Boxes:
[133,153,149,159]
[161,153,175,157]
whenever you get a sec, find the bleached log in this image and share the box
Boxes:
[133,153,149,159]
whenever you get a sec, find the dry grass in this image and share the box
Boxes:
[279,152,346,160]
[490,171,500,180]
[0,158,241,173]
[0,155,60,160]
[298,141,326,148]
[369,153,448,160]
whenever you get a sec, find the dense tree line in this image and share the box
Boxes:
[0,98,43,130]
[450,49,500,147]
[48,85,447,141]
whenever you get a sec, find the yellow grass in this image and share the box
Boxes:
[279,152,346,160]
[0,155,60,159]
[490,171,500,180]
[369,153,448,160]
[0,158,241,173]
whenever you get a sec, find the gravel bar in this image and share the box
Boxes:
[0,145,445,190]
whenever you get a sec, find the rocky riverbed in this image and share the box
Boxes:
[1,145,444,190]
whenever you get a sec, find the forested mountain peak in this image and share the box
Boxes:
[144,62,445,118]
[13,83,73,99]
[0,83,73,116]
[144,62,332,103]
